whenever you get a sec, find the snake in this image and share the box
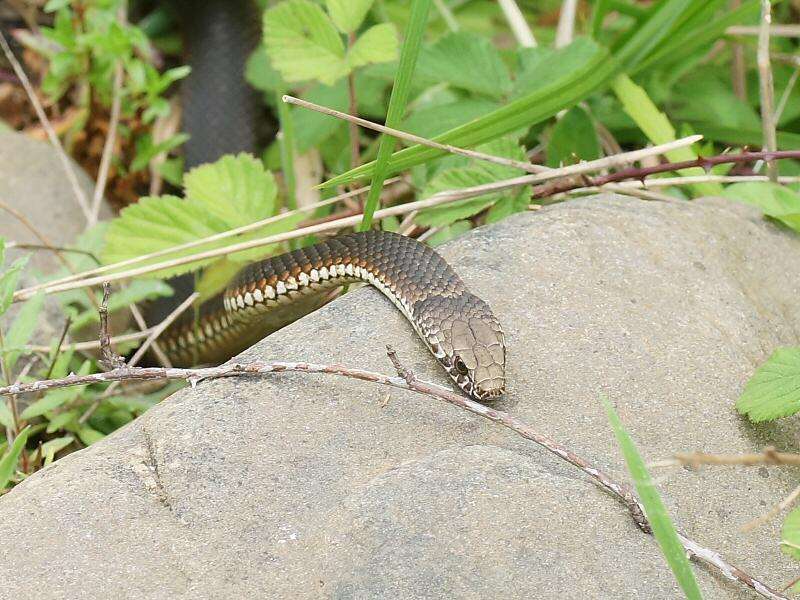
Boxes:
[161,231,507,401]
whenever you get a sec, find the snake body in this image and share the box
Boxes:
[163,231,506,401]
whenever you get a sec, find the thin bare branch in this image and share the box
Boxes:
[22,329,153,354]
[283,94,548,175]
[730,0,748,101]
[497,0,537,47]
[99,283,125,370]
[0,30,92,222]
[757,0,778,181]
[79,291,198,424]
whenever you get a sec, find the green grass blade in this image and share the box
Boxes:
[634,0,760,74]
[611,0,692,72]
[601,396,703,600]
[611,73,721,196]
[357,0,431,231]
[322,39,615,188]
[0,426,30,489]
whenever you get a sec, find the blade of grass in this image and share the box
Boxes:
[0,425,30,489]
[357,0,431,231]
[322,40,616,188]
[611,73,721,196]
[601,396,703,600]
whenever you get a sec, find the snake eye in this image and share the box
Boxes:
[453,356,469,375]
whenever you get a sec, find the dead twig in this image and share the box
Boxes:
[98,283,125,370]
[79,291,198,424]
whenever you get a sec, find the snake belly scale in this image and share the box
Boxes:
[162,231,506,401]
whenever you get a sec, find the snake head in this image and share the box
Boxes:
[423,293,506,402]
[447,316,506,401]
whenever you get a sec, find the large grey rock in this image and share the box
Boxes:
[1,194,799,599]
[0,131,112,273]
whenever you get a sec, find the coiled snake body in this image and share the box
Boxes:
[163,231,506,401]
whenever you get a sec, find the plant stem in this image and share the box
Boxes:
[358,0,432,231]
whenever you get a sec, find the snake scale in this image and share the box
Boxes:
[162,231,506,401]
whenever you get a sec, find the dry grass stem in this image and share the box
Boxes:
[742,484,800,532]
[129,303,171,368]
[11,135,703,302]
[757,0,778,181]
[728,24,800,37]
[0,30,92,222]
[774,65,800,125]
[283,95,549,175]
[89,60,123,227]
[555,0,578,48]
[432,0,459,31]
[497,0,537,47]
[23,329,153,354]
[14,178,405,298]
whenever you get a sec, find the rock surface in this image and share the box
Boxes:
[1,194,800,599]
[0,131,111,272]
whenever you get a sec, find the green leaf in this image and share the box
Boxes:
[602,397,703,600]
[323,38,613,188]
[21,360,93,420]
[403,98,498,139]
[102,195,229,278]
[245,45,284,93]
[183,154,277,228]
[41,435,74,466]
[346,23,398,70]
[326,0,374,33]
[416,32,511,100]
[612,0,693,72]
[357,0,432,231]
[77,426,105,446]
[736,348,800,422]
[46,410,78,433]
[263,0,348,86]
[4,291,45,371]
[103,154,297,277]
[69,280,173,330]
[0,426,30,489]
[721,183,800,227]
[131,132,189,172]
[782,507,800,560]
[0,403,14,430]
[0,256,28,316]
[547,106,600,167]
